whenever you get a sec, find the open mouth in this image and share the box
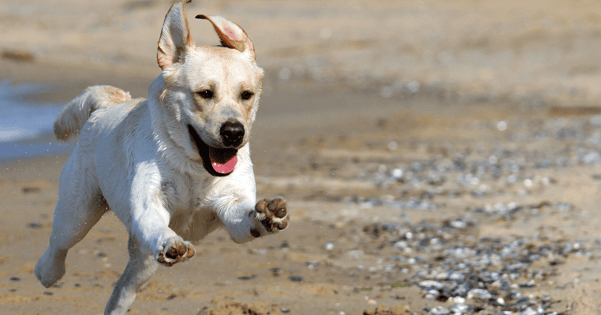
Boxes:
[188,125,238,176]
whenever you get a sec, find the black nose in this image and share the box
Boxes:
[220,121,245,147]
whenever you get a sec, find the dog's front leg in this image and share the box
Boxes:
[208,168,290,244]
[127,163,195,267]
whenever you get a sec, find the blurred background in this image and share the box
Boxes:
[2,0,601,160]
[2,0,601,314]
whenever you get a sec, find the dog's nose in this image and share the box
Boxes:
[220,121,245,147]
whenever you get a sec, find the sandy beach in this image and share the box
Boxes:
[2,0,601,314]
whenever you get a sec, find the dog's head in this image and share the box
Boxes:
[155,0,263,177]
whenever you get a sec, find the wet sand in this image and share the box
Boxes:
[2,0,601,314]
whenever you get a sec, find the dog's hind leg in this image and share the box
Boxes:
[104,235,158,315]
[35,150,108,287]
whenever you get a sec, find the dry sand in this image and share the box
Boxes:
[2,0,601,314]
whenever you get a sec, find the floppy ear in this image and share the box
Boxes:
[157,0,194,69]
[195,15,256,60]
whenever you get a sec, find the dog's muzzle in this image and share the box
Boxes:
[188,125,238,177]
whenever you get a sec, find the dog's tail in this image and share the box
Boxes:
[54,86,131,140]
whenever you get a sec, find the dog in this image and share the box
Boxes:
[34,1,289,314]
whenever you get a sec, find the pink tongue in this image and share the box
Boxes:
[212,156,237,174]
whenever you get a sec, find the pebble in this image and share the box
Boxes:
[289,276,304,282]
[449,304,468,313]
[363,208,582,314]
[305,261,319,267]
[450,220,467,229]
[467,288,492,300]
[346,250,364,259]
[449,296,465,304]
[27,222,42,229]
[346,115,601,218]
[418,280,444,290]
[338,115,601,315]
[520,308,538,315]
[394,241,408,249]
[429,306,450,315]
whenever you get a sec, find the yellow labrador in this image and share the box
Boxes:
[35,1,289,314]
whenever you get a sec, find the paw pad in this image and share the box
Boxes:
[254,197,290,234]
[157,238,195,267]
[250,228,261,238]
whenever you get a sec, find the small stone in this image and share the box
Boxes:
[346,250,364,259]
[429,306,450,315]
[27,222,43,229]
[22,186,40,193]
[521,307,538,315]
[289,276,304,282]
[418,280,444,290]
[467,288,492,300]
[450,220,467,229]
[305,261,319,267]
[388,141,398,150]
[394,241,408,249]
[519,280,536,288]
[449,304,468,313]
[236,275,256,281]
[435,272,449,280]
[427,289,439,296]
[449,272,466,282]
[506,290,522,299]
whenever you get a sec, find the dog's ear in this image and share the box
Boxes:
[195,15,256,60]
[157,0,194,70]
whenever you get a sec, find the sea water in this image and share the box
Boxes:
[0,81,74,162]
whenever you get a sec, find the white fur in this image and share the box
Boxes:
[34,2,288,314]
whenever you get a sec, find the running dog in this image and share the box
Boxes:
[35,1,289,314]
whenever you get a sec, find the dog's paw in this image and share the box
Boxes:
[251,197,289,237]
[35,249,66,288]
[157,236,195,267]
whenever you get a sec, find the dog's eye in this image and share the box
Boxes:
[197,90,214,99]
[241,91,254,101]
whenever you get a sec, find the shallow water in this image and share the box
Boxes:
[0,81,74,162]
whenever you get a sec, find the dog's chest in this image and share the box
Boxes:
[162,174,223,242]
[160,174,213,213]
